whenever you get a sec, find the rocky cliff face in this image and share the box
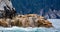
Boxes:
[0,0,16,18]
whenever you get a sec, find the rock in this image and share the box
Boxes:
[16,16,29,27]
[11,19,17,26]
[0,19,9,27]
[28,17,35,27]
[0,14,53,28]
[4,5,16,19]
[36,19,53,27]
[25,14,38,17]
[6,18,11,27]
[0,0,16,19]
[21,18,29,27]
[11,16,30,27]
[11,14,53,28]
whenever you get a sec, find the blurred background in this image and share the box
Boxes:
[11,0,60,19]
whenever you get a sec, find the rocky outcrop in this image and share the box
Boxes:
[0,0,16,18]
[0,19,9,27]
[0,14,53,28]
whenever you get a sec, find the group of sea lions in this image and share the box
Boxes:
[0,14,53,28]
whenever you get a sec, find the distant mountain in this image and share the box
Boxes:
[11,0,60,19]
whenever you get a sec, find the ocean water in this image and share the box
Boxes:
[0,19,60,32]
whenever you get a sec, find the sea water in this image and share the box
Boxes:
[0,19,60,32]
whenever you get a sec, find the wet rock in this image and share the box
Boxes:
[0,14,53,28]
[28,17,35,27]
[37,19,53,28]
[0,19,9,27]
